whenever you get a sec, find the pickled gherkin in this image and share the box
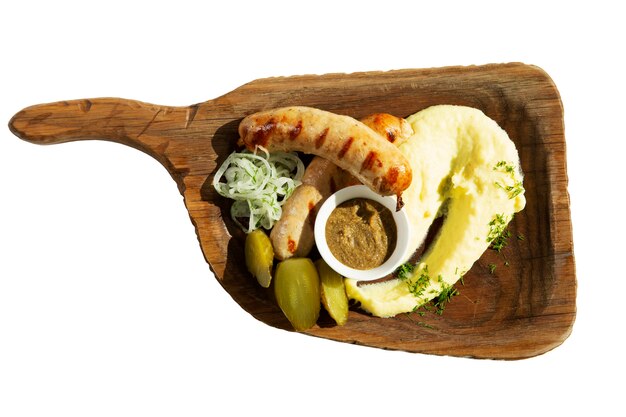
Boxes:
[316,259,349,326]
[245,229,274,288]
[274,258,320,331]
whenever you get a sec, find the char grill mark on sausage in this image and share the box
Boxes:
[385,167,400,186]
[381,166,401,194]
[287,238,296,254]
[337,136,354,159]
[315,127,329,149]
[250,118,277,148]
[289,119,303,140]
[361,150,383,172]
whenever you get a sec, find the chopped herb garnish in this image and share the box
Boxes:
[406,269,464,321]
[407,265,431,298]
[487,213,512,252]
[517,233,525,241]
[432,277,459,315]
[495,180,524,199]
[493,160,515,173]
[395,262,415,281]
[493,160,524,199]
[488,263,497,274]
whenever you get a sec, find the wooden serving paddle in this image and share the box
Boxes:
[8,63,576,359]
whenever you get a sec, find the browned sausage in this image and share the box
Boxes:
[269,157,357,260]
[359,113,413,147]
[270,113,413,260]
[238,106,412,198]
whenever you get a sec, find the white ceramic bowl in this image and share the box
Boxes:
[314,185,411,281]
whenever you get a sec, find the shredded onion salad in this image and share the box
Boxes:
[212,146,305,233]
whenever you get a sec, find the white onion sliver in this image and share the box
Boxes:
[213,149,304,233]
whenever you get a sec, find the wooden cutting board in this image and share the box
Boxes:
[8,63,576,359]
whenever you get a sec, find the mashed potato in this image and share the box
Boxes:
[345,105,526,318]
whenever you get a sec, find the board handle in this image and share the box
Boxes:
[8,97,188,162]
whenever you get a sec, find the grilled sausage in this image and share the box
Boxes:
[358,113,413,147]
[238,106,412,198]
[270,157,357,260]
[270,113,413,260]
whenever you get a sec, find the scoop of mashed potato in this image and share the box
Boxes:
[345,105,526,318]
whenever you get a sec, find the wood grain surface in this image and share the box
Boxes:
[8,63,576,359]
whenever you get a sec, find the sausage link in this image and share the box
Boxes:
[238,106,412,197]
[358,113,413,147]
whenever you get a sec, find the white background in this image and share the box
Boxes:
[1,1,623,416]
